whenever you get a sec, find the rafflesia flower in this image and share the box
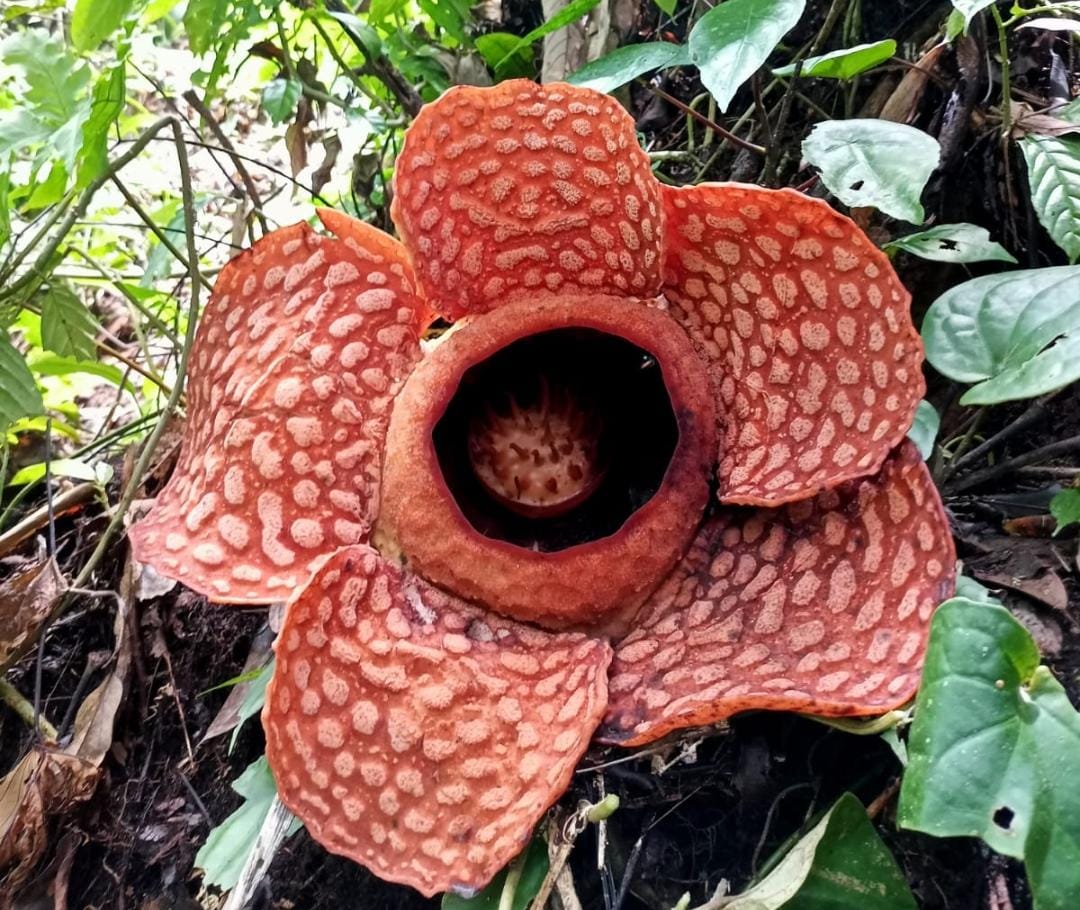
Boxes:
[130,81,956,897]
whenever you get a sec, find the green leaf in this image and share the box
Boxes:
[885,223,1017,264]
[195,756,301,890]
[1022,136,1080,263]
[496,0,601,66]
[441,837,549,910]
[567,42,690,93]
[0,334,43,428]
[956,574,997,603]
[39,283,99,362]
[369,0,408,23]
[0,169,10,253]
[8,457,100,486]
[654,0,676,14]
[725,793,916,909]
[78,63,126,188]
[29,352,126,388]
[922,266,1080,405]
[898,598,1080,910]
[184,0,229,55]
[261,78,302,126]
[946,9,966,40]
[1050,488,1080,534]
[951,1,996,26]
[688,0,805,112]
[229,659,272,753]
[907,400,940,460]
[773,39,896,80]
[71,0,135,52]
[802,119,940,223]
[475,32,535,80]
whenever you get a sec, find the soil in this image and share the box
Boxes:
[3,1,1080,909]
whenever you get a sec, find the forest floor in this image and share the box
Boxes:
[2,1,1080,909]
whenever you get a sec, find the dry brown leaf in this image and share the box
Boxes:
[202,623,274,743]
[0,559,62,675]
[1010,101,1080,139]
[310,134,341,197]
[973,568,1069,613]
[880,44,945,124]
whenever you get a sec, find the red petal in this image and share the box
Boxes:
[599,442,955,747]
[129,215,427,603]
[391,80,663,319]
[663,184,925,506]
[263,546,611,897]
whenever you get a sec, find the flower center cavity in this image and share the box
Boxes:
[433,328,679,551]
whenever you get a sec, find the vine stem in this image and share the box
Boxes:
[72,118,202,591]
[497,850,527,910]
[0,678,59,740]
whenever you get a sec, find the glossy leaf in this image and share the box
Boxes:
[907,400,940,460]
[1022,136,1080,263]
[725,793,916,909]
[922,266,1080,405]
[441,837,549,910]
[951,1,996,26]
[1050,488,1080,534]
[8,457,103,486]
[899,598,1080,910]
[0,334,43,428]
[40,283,99,362]
[567,42,690,93]
[802,120,940,223]
[261,78,303,126]
[773,39,896,80]
[688,0,806,112]
[71,0,135,52]
[474,32,534,80]
[885,223,1017,264]
[195,756,301,889]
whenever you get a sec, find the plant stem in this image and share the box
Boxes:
[0,678,59,740]
[643,84,767,156]
[992,4,1013,140]
[498,850,527,910]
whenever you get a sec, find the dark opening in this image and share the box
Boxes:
[993,806,1014,830]
[433,328,679,551]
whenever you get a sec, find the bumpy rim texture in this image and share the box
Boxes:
[377,294,717,630]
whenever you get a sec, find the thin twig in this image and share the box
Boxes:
[644,84,767,156]
[949,433,1080,494]
[71,118,202,591]
[952,392,1060,473]
[110,176,213,293]
[182,89,270,234]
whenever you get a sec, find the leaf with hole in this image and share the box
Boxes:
[885,223,1017,264]
[724,792,916,909]
[0,333,43,428]
[195,756,301,890]
[1050,488,1080,534]
[441,836,549,910]
[922,265,1080,404]
[802,120,939,223]
[688,0,806,112]
[40,283,99,362]
[907,400,940,460]
[898,598,1080,910]
[567,42,690,93]
[1022,135,1080,263]
[773,39,896,80]
[71,0,135,52]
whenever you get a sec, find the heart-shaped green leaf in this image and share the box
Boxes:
[899,598,1080,910]
[907,400,940,460]
[688,0,806,112]
[922,266,1080,404]
[951,1,996,26]
[567,42,690,93]
[802,119,940,223]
